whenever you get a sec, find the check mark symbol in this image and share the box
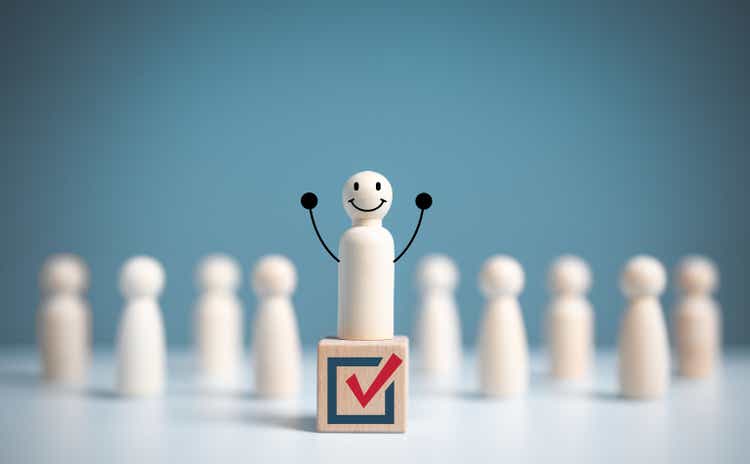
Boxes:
[345,354,403,408]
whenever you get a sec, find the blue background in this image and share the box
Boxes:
[1,2,748,347]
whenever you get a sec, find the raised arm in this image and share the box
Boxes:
[394,193,432,263]
[300,192,339,263]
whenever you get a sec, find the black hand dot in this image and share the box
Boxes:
[415,192,432,210]
[300,192,318,209]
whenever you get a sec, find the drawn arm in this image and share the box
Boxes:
[300,192,339,263]
[394,192,432,263]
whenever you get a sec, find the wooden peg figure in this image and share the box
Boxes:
[116,256,167,397]
[415,254,462,375]
[194,254,244,387]
[674,256,720,378]
[546,255,594,380]
[478,255,529,397]
[618,255,670,399]
[38,254,91,386]
[251,255,302,397]
[301,170,432,340]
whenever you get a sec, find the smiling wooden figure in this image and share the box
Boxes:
[301,170,432,433]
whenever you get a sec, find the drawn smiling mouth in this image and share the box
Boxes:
[348,198,387,212]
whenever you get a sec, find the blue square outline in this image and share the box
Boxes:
[327,357,395,424]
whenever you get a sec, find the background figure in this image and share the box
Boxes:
[116,256,167,397]
[618,255,670,399]
[251,255,301,397]
[37,253,91,386]
[673,256,721,378]
[194,254,244,388]
[478,255,529,397]
[546,255,594,380]
[415,254,462,376]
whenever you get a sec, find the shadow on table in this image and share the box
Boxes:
[544,383,626,402]
[588,390,625,402]
[187,408,318,433]
[173,399,317,433]
[167,388,261,400]
[250,413,317,433]
[86,387,121,400]
[458,390,486,400]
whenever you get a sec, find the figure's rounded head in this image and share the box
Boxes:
[342,171,392,222]
[676,255,718,295]
[479,255,524,298]
[252,254,297,297]
[548,255,591,295]
[119,255,165,299]
[40,253,89,295]
[196,254,241,292]
[620,255,666,298]
[416,254,459,292]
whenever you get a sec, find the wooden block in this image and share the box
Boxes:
[317,336,408,433]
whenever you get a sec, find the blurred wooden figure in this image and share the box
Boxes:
[415,254,462,376]
[251,255,301,397]
[116,256,167,396]
[674,256,720,378]
[194,254,244,388]
[478,255,529,397]
[618,255,670,399]
[546,255,594,380]
[38,254,91,386]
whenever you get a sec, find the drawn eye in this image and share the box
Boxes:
[354,182,359,191]
[376,182,381,191]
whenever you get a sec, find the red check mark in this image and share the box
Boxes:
[345,354,403,408]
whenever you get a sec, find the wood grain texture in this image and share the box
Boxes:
[317,336,408,433]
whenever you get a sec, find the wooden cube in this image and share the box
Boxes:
[317,336,408,433]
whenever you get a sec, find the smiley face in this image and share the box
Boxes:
[342,170,393,221]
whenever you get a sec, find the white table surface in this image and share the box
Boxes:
[0,348,747,463]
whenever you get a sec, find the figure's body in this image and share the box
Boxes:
[37,254,91,386]
[39,295,89,386]
[618,255,670,399]
[673,256,720,378]
[251,255,301,396]
[338,222,395,339]
[415,255,462,375]
[116,256,167,397]
[194,254,244,387]
[546,255,594,380]
[301,170,432,341]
